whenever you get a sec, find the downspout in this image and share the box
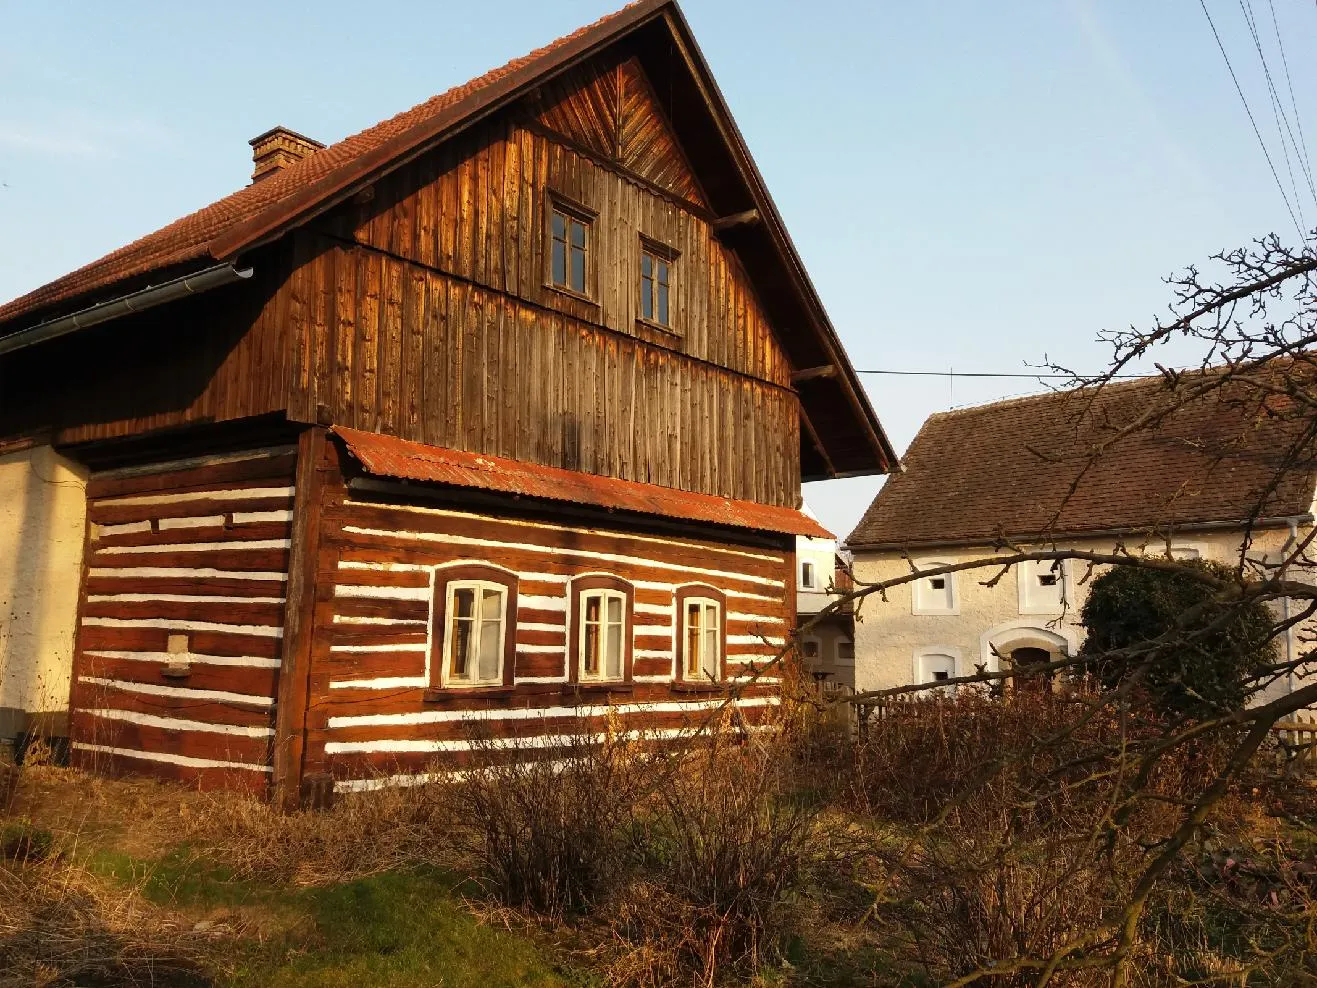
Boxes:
[0,263,254,357]
[1286,518,1300,696]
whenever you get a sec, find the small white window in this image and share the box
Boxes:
[1169,545,1202,561]
[579,590,626,681]
[1017,559,1066,615]
[912,561,957,615]
[914,648,958,695]
[800,560,817,589]
[836,640,855,664]
[443,582,508,686]
[683,598,721,681]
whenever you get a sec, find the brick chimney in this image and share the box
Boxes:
[249,126,324,182]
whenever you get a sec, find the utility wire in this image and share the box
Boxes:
[1239,0,1312,225]
[1200,0,1306,242]
[854,369,1148,380]
[1265,0,1317,209]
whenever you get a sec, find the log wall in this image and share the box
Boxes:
[68,449,296,793]
[304,487,790,792]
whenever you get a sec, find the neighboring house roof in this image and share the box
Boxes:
[848,372,1317,550]
[0,0,894,478]
[335,426,832,538]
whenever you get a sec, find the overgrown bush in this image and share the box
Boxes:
[612,732,818,986]
[1080,559,1278,718]
[449,720,651,917]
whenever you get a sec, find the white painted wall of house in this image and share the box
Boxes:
[852,526,1315,704]
[0,445,88,734]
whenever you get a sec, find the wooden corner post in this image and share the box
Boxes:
[272,426,329,810]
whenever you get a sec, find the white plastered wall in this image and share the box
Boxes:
[852,526,1313,700]
[0,445,89,729]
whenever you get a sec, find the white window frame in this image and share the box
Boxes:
[681,596,722,682]
[1168,543,1206,561]
[912,645,962,695]
[1017,559,1067,615]
[440,580,509,688]
[911,560,958,615]
[577,588,628,682]
[800,560,817,590]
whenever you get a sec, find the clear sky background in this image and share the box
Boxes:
[2,1,1314,539]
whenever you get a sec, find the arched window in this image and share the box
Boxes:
[675,584,725,684]
[432,565,518,689]
[569,575,634,684]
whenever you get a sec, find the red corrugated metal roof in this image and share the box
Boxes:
[334,427,830,539]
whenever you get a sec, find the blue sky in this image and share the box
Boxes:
[2,1,1314,538]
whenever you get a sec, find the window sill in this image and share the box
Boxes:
[545,283,599,307]
[633,319,684,350]
[423,685,515,702]
[562,682,635,695]
[671,681,727,695]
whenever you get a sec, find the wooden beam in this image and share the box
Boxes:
[791,365,837,384]
[271,426,329,811]
[712,208,760,233]
[799,407,836,479]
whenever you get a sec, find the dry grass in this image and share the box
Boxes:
[0,857,224,988]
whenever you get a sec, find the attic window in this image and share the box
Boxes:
[549,201,592,297]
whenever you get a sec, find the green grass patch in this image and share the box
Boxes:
[86,849,587,987]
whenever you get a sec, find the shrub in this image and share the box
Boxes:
[449,721,650,917]
[612,731,818,986]
[1080,559,1278,718]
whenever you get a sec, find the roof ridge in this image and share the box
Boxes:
[0,0,660,326]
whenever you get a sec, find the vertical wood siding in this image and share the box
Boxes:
[303,493,790,791]
[287,245,799,504]
[69,451,296,793]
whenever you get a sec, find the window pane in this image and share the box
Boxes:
[657,280,668,325]
[450,588,476,679]
[606,596,622,624]
[570,219,586,248]
[686,602,701,676]
[604,622,622,679]
[570,246,586,293]
[552,239,566,286]
[641,253,652,278]
[657,259,668,287]
[584,620,600,676]
[478,618,501,682]
[552,212,566,240]
[641,276,653,320]
[585,595,601,625]
[480,588,502,619]
[702,625,718,679]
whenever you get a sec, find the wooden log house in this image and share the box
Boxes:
[0,0,894,806]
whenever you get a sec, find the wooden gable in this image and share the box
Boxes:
[526,55,706,208]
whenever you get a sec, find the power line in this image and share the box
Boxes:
[1264,0,1317,209]
[1199,0,1307,242]
[854,369,1148,380]
[1239,0,1312,223]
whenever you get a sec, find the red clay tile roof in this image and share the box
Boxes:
[0,0,665,328]
[847,373,1317,549]
[335,426,831,538]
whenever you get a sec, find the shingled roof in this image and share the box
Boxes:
[848,373,1317,550]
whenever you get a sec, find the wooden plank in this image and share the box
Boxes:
[272,427,331,811]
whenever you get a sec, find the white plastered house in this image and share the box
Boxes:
[847,374,1317,701]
